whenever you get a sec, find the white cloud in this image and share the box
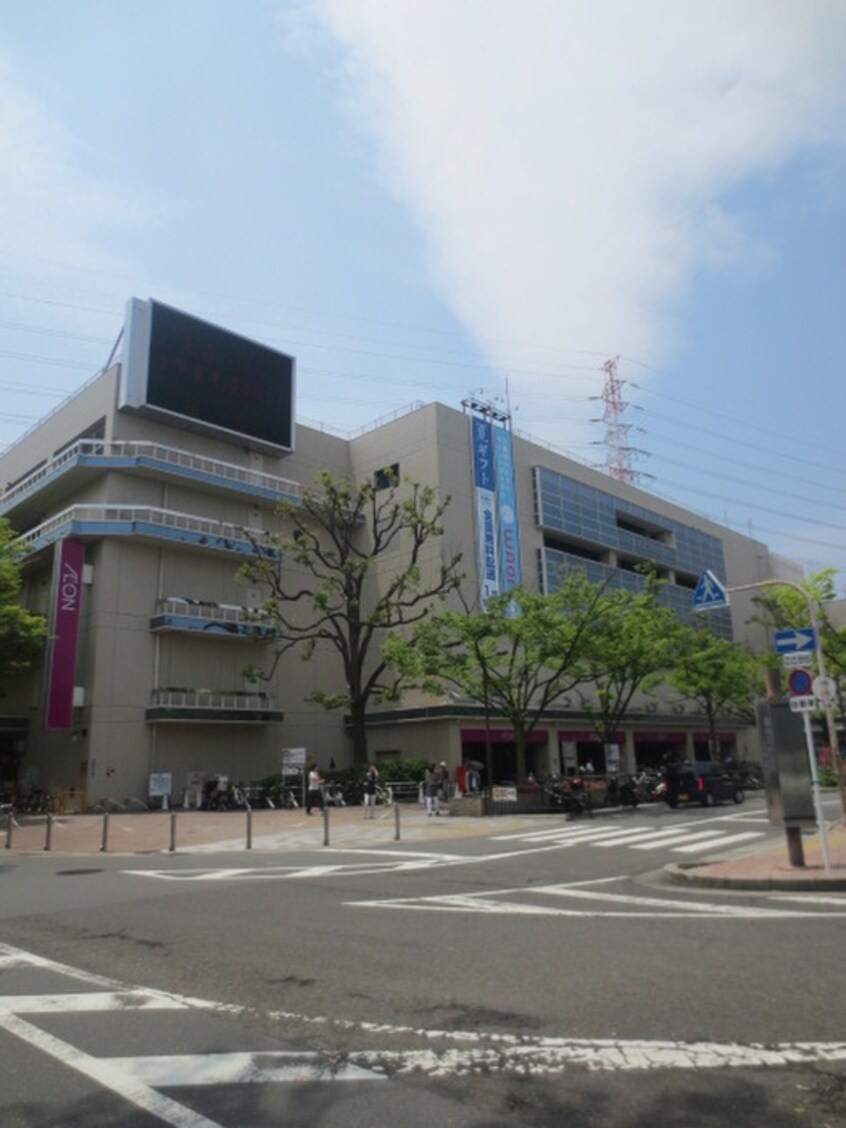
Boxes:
[311,0,846,442]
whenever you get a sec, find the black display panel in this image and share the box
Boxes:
[121,299,294,453]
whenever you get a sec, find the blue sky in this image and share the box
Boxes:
[2,1,846,586]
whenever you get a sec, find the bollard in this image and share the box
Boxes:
[5,811,12,850]
[100,811,110,853]
[246,807,252,850]
[322,804,329,847]
[44,812,53,852]
[169,810,177,853]
[394,801,400,842]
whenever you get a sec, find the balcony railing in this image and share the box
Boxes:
[1,439,301,513]
[15,505,277,559]
[151,598,278,640]
[146,689,284,724]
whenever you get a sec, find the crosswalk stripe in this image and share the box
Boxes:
[672,831,765,854]
[501,823,767,855]
[629,830,727,851]
[592,827,707,848]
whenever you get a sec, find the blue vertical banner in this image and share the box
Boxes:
[471,415,500,606]
[492,423,521,593]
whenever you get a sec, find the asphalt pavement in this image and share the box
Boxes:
[4,799,846,889]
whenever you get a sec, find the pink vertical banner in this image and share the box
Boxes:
[46,538,85,729]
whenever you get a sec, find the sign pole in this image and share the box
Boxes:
[707,576,845,819]
[801,708,831,872]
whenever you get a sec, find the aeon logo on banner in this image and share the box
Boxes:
[46,539,85,730]
[60,558,81,612]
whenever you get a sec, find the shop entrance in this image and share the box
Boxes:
[633,731,686,769]
[460,729,549,784]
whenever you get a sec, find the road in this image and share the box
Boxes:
[1,794,844,1126]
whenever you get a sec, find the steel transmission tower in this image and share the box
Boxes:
[591,356,651,485]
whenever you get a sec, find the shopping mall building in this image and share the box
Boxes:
[0,299,795,808]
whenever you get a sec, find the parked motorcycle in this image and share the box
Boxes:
[323,781,346,807]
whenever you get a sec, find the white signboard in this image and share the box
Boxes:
[148,772,172,798]
[282,747,306,769]
[491,785,518,802]
[782,652,813,670]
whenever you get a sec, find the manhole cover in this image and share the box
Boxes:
[56,868,104,876]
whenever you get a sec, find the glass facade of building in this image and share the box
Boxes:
[533,467,733,638]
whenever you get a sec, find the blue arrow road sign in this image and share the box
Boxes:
[692,569,729,611]
[774,627,817,654]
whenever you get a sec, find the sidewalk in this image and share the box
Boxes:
[1,804,533,857]
[665,821,846,891]
[5,804,846,891]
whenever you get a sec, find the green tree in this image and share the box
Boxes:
[574,572,680,762]
[750,567,846,680]
[240,471,463,764]
[749,566,846,810]
[0,518,47,688]
[669,625,762,758]
[386,577,608,783]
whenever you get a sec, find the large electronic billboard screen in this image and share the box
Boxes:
[119,298,295,454]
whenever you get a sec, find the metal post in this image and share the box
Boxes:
[802,708,831,872]
[785,826,805,868]
[805,597,846,817]
[322,804,329,846]
[394,801,400,842]
[5,812,12,850]
[100,811,110,853]
[44,813,53,852]
[246,808,252,850]
[169,810,177,852]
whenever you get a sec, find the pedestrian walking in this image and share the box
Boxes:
[424,764,440,816]
[306,763,324,814]
[437,761,449,806]
[363,764,379,818]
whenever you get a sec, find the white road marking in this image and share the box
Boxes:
[596,828,723,848]
[671,830,766,853]
[1,1012,223,1128]
[0,990,189,1015]
[348,876,846,919]
[2,942,845,1087]
[110,1052,383,1086]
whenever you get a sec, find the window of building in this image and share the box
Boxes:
[543,535,605,563]
[615,511,673,545]
[373,463,400,491]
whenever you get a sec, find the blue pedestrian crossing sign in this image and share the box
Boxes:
[692,569,729,611]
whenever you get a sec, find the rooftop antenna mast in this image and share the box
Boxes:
[591,356,652,485]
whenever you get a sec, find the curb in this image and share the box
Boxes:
[664,861,846,892]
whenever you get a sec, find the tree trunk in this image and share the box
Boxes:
[708,708,719,760]
[348,700,369,765]
[514,727,527,783]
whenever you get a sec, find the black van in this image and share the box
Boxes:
[664,761,745,808]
